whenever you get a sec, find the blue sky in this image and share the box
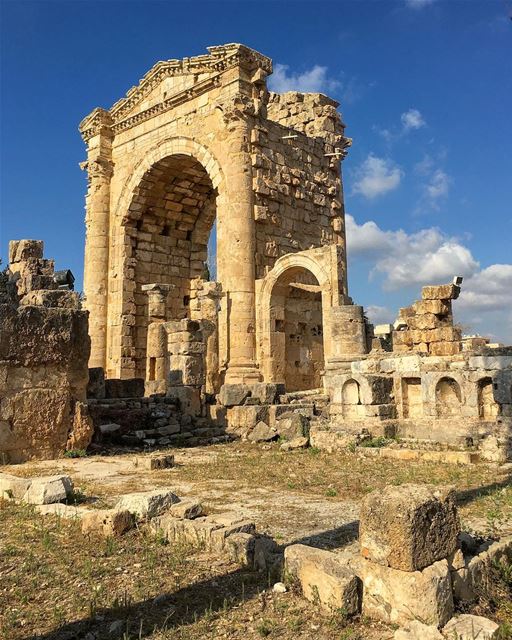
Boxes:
[1,0,511,340]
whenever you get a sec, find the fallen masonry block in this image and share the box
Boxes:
[360,557,453,627]
[99,423,121,434]
[218,383,251,407]
[284,544,361,615]
[451,535,512,602]
[116,489,180,519]
[169,499,203,519]
[276,413,310,440]
[280,436,309,451]
[394,620,443,639]
[37,503,86,519]
[210,520,256,552]
[23,475,74,505]
[81,509,134,537]
[442,614,499,639]
[226,532,257,566]
[248,421,277,442]
[359,484,459,571]
[134,454,175,470]
[0,472,32,500]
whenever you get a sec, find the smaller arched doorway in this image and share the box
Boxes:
[267,266,325,392]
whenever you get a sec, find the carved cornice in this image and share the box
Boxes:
[79,44,272,143]
[80,157,114,183]
[217,94,256,125]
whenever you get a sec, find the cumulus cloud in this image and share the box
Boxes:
[345,214,479,290]
[366,305,395,324]
[457,264,512,312]
[405,0,437,9]
[401,108,426,131]
[351,154,403,199]
[268,63,340,94]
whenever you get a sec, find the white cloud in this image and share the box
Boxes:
[401,108,426,131]
[366,305,394,324]
[457,265,512,312]
[426,169,450,200]
[345,214,479,290]
[269,63,340,94]
[351,154,403,199]
[405,0,437,9]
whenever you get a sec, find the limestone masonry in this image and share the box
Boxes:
[1,43,511,462]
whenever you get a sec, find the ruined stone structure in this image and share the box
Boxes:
[78,43,512,461]
[80,43,352,390]
[0,241,93,463]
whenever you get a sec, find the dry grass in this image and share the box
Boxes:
[1,442,511,639]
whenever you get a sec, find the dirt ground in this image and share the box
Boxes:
[1,442,511,640]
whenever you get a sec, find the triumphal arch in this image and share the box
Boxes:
[79,43,359,390]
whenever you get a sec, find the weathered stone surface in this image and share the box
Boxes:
[169,499,203,519]
[99,422,121,434]
[226,532,256,566]
[359,484,460,571]
[36,503,85,518]
[360,557,453,627]
[105,378,145,399]
[23,475,73,505]
[248,383,283,405]
[394,621,444,640]
[87,367,105,399]
[276,413,310,440]
[116,489,180,519]
[442,614,499,639]
[134,454,174,470]
[218,384,251,407]
[0,472,32,500]
[81,509,134,537]
[248,421,277,442]
[422,284,460,301]
[67,401,94,451]
[280,436,309,451]
[285,544,361,614]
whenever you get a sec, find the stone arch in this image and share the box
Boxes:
[343,379,363,419]
[112,138,225,378]
[259,256,330,391]
[477,377,499,419]
[435,377,462,418]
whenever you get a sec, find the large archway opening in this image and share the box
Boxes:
[269,266,324,392]
[124,154,217,377]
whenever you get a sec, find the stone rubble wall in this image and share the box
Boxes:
[0,241,93,463]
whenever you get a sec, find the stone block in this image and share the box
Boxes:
[218,384,251,407]
[276,412,310,440]
[442,614,499,639]
[9,239,44,263]
[81,509,134,537]
[87,367,106,399]
[284,544,361,614]
[169,499,203,519]
[226,532,256,566]
[105,378,145,398]
[422,284,460,301]
[134,454,175,470]
[116,489,180,519]
[0,472,31,500]
[429,341,461,357]
[359,484,459,571]
[167,386,201,416]
[23,475,73,505]
[361,557,453,627]
[280,436,309,451]
[248,383,284,404]
[210,520,256,552]
[99,422,121,434]
[248,421,278,442]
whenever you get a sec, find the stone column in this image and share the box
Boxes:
[142,283,174,394]
[80,110,114,370]
[218,95,261,384]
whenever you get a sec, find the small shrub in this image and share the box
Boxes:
[64,449,87,459]
[325,487,338,497]
[359,436,390,449]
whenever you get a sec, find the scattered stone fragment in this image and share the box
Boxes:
[280,436,309,451]
[0,472,31,500]
[442,614,499,639]
[134,454,174,470]
[108,619,124,636]
[248,421,278,442]
[272,582,287,593]
[169,499,203,519]
[37,503,85,519]
[359,484,459,571]
[276,413,310,441]
[81,509,134,537]
[23,475,73,505]
[116,489,180,519]
[285,544,361,614]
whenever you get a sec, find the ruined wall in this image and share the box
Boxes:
[0,241,92,463]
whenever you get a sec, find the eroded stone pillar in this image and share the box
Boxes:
[142,283,174,394]
[218,96,261,384]
[81,110,114,369]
